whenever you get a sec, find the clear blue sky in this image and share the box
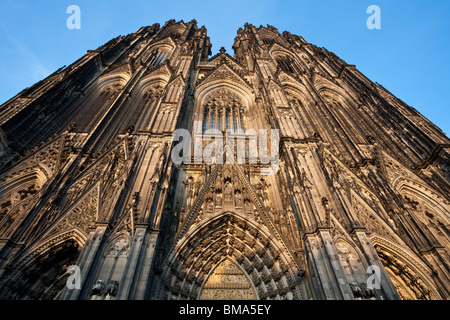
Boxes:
[0,0,449,136]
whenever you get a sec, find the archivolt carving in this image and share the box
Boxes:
[0,137,66,236]
[104,233,131,258]
[372,236,440,300]
[31,229,86,258]
[157,213,305,300]
[0,229,84,299]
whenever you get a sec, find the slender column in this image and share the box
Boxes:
[60,225,108,300]
[222,106,226,130]
[352,230,401,300]
[116,226,148,299]
[207,106,212,131]
[235,107,241,132]
[214,106,218,130]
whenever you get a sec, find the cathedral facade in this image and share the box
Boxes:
[0,20,448,300]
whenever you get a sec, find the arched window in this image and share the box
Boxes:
[70,78,127,132]
[169,32,181,40]
[262,38,274,46]
[201,89,246,133]
[274,54,303,75]
[150,49,169,66]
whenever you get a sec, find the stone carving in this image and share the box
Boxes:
[105,280,120,298]
[0,20,448,302]
[106,237,130,258]
[350,283,376,300]
[90,280,106,297]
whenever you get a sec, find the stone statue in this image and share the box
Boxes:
[350,283,363,299]
[224,181,233,204]
[90,279,105,298]
[235,190,243,207]
[105,280,119,298]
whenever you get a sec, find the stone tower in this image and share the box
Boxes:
[0,20,448,300]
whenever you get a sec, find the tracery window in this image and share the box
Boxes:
[202,89,246,133]
[150,50,169,66]
[274,54,303,74]
[169,33,181,40]
[70,80,125,132]
[262,38,274,46]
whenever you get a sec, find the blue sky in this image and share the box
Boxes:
[0,0,449,136]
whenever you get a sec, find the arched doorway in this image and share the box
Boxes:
[373,242,439,300]
[0,239,80,300]
[157,213,306,300]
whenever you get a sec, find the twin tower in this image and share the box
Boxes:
[0,19,448,300]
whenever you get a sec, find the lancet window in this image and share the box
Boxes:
[275,54,303,74]
[149,49,169,66]
[202,89,246,133]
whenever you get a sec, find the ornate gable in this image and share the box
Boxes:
[196,63,252,91]
[167,73,185,87]
[208,51,246,71]
[104,62,133,77]
[277,69,303,86]
[143,63,173,79]
[39,180,99,243]
[149,36,177,50]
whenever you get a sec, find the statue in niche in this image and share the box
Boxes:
[90,280,105,300]
[244,199,252,213]
[193,181,201,198]
[185,175,193,188]
[215,190,222,207]
[235,190,243,208]
[196,209,203,223]
[206,198,214,212]
[257,177,270,199]
[224,166,232,179]
[105,280,119,300]
[224,181,233,204]
[255,211,263,224]
[179,205,185,219]
[215,175,222,189]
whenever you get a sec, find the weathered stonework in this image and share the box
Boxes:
[0,20,448,300]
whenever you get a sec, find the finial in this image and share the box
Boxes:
[219,47,226,54]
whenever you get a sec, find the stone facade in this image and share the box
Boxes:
[0,20,448,300]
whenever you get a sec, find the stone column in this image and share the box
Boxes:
[353,230,401,300]
[60,224,108,300]
[304,230,354,300]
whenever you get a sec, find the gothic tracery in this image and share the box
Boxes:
[0,20,448,301]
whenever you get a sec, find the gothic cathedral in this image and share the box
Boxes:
[0,20,448,300]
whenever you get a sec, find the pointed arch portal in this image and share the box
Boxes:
[157,212,305,300]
